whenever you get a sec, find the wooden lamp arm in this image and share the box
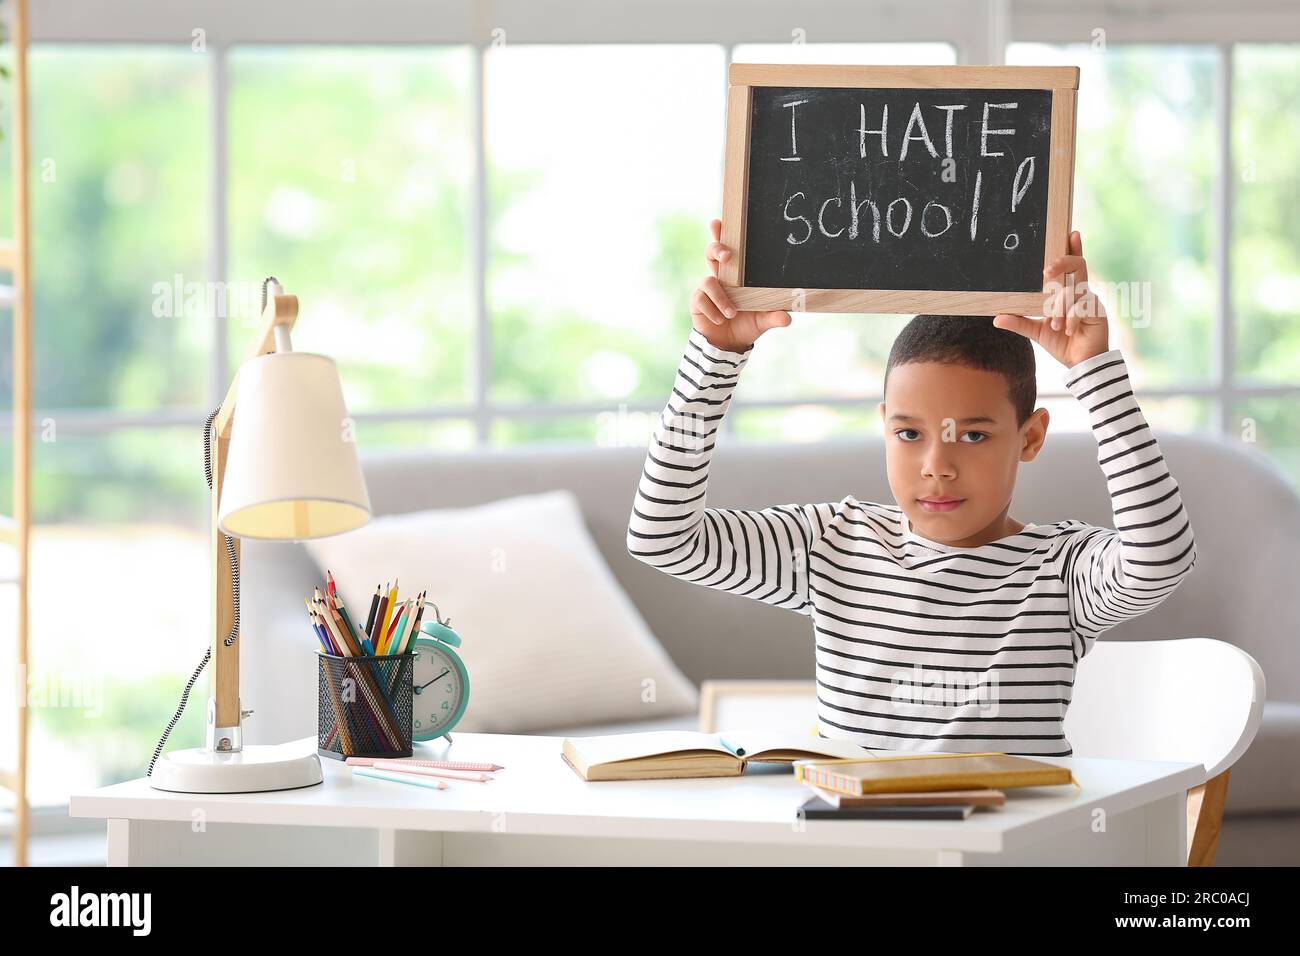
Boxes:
[209,289,300,748]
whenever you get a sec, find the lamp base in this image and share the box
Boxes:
[149,741,324,794]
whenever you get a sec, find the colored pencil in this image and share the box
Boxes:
[328,603,358,656]
[305,604,330,653]
[352,767,447,791]
[396,593,423,655]
[363,584,381,640]
[333,591,372,655]
[407,591,427,643]
[306,598,339,654]
[315,604,347,657]
[380,579,399,643]
[372,584,390,644]
[380,600,409,655]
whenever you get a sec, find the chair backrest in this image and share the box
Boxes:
[1063,638,1266,782]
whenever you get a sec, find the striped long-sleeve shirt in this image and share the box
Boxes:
[626,328,1198,757]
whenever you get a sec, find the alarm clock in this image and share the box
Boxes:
[410,605,469,743]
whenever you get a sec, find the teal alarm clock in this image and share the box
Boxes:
[411,605,470,743]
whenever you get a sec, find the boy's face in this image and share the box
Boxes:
[878,362,1049,548]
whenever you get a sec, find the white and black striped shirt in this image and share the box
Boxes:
[627,328,1198,757]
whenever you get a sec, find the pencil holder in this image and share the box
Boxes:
[317,652,414,760]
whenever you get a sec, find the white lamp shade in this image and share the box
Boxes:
[217,351,371,540]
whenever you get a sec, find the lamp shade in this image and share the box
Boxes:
[217,351,371,540]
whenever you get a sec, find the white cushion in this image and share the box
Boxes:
[303,489,698,734]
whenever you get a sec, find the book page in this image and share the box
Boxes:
[562,731,735,767]
[722,729,880,761]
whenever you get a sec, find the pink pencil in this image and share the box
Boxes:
[346,756,504,772]
[366,759,492,782]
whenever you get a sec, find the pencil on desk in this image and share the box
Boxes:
[367,759,491,782]
[352,767,448,791]
[347,756,505,772]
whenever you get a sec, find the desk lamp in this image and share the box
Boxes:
[149,278,371,793]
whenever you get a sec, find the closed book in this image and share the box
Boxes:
[795,752,1076,796]
[805,784,1006,809]
[561,729,876,782]
[798,796,975,820]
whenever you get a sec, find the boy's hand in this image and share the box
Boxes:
[692,218,792,353]
[992,230,1110,368]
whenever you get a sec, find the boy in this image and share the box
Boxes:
[626,219,1197,756]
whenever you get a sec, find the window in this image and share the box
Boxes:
[1007,40,1300,490]
[1007,43,1219,387]
[1233,45,1300,386]
[227,46,476,413]
[485,44,726,430]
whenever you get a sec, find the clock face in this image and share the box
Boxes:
[411,639,467,741]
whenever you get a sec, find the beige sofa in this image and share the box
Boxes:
[242,429,1300,866]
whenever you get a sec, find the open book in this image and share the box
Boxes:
[560,729,879,781]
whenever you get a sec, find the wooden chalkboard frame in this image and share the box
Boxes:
[719,64,1080,315]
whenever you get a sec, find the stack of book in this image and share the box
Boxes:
[794,752,1078,820]
[558,731,1078,822]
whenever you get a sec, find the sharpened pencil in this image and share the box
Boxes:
[364,584,381,641]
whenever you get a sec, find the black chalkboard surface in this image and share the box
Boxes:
[720,66,1079,315]
[745,87,1051,292]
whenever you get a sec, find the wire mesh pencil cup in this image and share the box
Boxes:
[317,652,414,760]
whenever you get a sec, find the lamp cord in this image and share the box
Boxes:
[146,278,279,776]
[145,411,243,776]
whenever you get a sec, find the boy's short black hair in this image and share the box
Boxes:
[884,315,1037,427]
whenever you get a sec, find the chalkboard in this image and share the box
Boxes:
[719,65,1079,316]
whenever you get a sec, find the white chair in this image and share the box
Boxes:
[1064,638,1266,866]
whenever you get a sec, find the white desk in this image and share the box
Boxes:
[70,733,1203,866]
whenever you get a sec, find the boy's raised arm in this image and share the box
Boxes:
[994,232,1198,662]
[625,327,842,616]
[1057,349,1198,661]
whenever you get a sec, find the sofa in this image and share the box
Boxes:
[241,428,1300,866]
